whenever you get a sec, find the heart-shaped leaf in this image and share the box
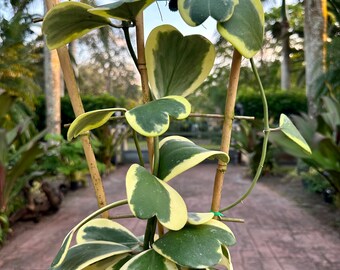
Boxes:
[178,0,238,26]
[125,96,191,137]
[51,241,130,270]
[217,0,264,58]
[42,2,110,50]
[126,164,187,231]
[187,212,214,225]
[279,114,312,154]
[153,219,236,268]
[67,108,126,141]
[158,136,229,182]
[121,249,178,270]
[83,254,132,270]
[76,218,140,249]
[146,25,215,99]
[89,0,155,21]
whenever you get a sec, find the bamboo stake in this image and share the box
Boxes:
[44,0,108,218]
[135,13,154,168]
[211,50,242,213]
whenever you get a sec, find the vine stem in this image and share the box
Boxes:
[133,130,145,167]
[44,0,108,218]
[122,22,138,69]
[135,13,154,169]
[211,49,242,214]
[220,58,270,212]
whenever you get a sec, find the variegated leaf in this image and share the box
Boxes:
[50,199,129,269]
[187,212,214,225]
[121,249,177,270]
[220,245,233,270]
[153,220,236,268]
[125,96,191,137]
[51,241,130,270]
[146,25,215,99]
[126,164,187,231]
[76,218,140,249]
[178,0,239,26]
[217,0,264,58]
[83,254,131,270]
[42,2,110,50]
[279,114,312,154]
[67,108,126,141]
[50,231,74,268]
[158,136,229,182]
[89,0,155,21]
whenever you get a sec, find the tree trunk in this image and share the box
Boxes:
[44,1,61,134]
[304,0,328,117]
[280,0,290,90]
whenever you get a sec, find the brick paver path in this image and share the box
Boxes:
[1,164,339,270]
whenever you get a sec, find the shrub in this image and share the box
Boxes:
[237,89,307,120]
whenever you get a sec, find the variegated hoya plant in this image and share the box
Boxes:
[42,0,312,269]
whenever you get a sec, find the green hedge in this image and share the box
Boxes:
[34,94,126,135]
[237,90,307,120]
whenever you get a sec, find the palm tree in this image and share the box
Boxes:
[44,0,62,134]
[304,0,328,118]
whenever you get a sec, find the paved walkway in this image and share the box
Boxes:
[0,164,339,270]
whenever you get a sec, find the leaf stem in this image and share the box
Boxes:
[220,58,270,212]
[143,216,157,250]
[133,130,145,167]
[153,137,160,176]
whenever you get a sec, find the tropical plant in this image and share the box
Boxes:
[0,92,47,244]
[271,96,340,206]
[42,0,311,269]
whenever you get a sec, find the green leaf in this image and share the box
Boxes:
[279,114,312,154]
[217,0,264,58]
[146,25,215,99]
[0,93,15,122]
[126,164,187,231]
[153,219,236,268]
[51,241,130,270]
[178,0,238,26]
[42,2,110,50]
[125,96,191,137]
[83,254,132,270]
[158,136,229,182]
[67,108,126,141]
[121,249,178,270]
[76,218,140,249]
[89,0,155,21]
[187,212,214,225]
[270,132,311,159]
[311,138,340,171]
